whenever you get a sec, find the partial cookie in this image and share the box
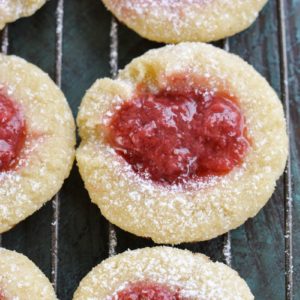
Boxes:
[77,43,287,244]
[102,0,267,43]
[0,54,75,233]
[0,0,46,30]
[0,248,57,300]
[73,247,253,299]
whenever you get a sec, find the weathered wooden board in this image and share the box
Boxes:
[1,0,299,299]
[229,2,285,299]
[286,0,300,298]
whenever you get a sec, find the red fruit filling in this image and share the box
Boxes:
[108,85,250,184]
[0,90,26,172]
[114,281,182,300]
[0,290,6,300]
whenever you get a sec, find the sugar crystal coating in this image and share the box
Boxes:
[77,43,288,244]
[0,248,57,299]
[102,0,268,42]
[0,0,46,29]
[0,54,75,234]
[73,247,254,299]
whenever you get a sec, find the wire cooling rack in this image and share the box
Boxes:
[0,0,294,299]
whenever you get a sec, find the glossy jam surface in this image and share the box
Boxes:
[0,91,26,172]
[108,87,250,184]
[114,281,182,300]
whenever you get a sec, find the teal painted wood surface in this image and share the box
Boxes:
[1,0,299,299]
[286,0,300,296]
[230,2,285,299]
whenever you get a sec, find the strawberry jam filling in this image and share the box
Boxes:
[0,290,6,300]
[0,90,26,172]
[108,85,250,184]
[114,281,182,300]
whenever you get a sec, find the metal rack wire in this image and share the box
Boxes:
[0,0,293,298]
[277,0,293,298]
[108,17,118,258]
[221,38,232,268]
[0,26,8,248]
[51,0,64,292]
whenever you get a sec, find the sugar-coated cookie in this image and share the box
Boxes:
[73,247,253,299]
[0,54,75,233]
[102,0,267,43]
[76,43,287,244]
[0,0,46,30]
[0,248,57,300]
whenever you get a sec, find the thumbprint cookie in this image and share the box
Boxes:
[101,0,267,43]
[73,247,254,299]
[0,54,75,233]
[0,0,46,30]
[76,43,288,244]
[0,248,57,300]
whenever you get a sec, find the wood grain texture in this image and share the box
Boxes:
[229,2,285,299]
[0,0,299,299]
[285,0,300,299]
[58,1,111,299]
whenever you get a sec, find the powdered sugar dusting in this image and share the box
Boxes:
[109,0,214,36]
[0,53,75,237]
[73,247,253,299]
[0,0,46,30]
[0,248,57,299]
[102,0,267,42]
[77,43,287,244]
